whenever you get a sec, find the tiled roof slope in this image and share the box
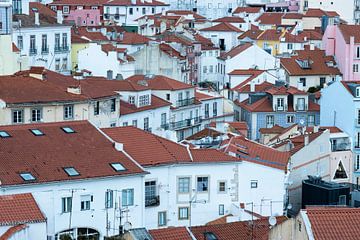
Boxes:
[305,207,360,240]
[149,227,192,240]
[0,193,46,225]
[103,126,239,167]
[200,22,242,32]
[338,25,360,44]
[120,95,171,115]
[219,43,252,60]
[0,121,145,186]
[126,75,193,90]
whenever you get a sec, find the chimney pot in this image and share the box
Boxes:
[34,12,40,26]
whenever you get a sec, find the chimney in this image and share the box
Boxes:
[57,10,63,24]
[119,31,124,41]
[250,81,255,92]
[34,12,40,26]
[304,134,309,146]
[67,86,82,95]
[29,66,46,80]
[309,43,315,50]
[130,0,136,4]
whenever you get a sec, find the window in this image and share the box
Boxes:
[0,131,10,138]
[142,7,145,14]
[251,180,258,188]
[62,57,68,70]
[123,122,128,126]
[55,33,60,50]
[91,6,98,10]
[152,7,155,14]
[111,98,116,112]
[203,66,207,73]
[64,167,79,176]
[178,177,190,193]
[287,115,295,123]
[110,163,126,171]
[20,172,36,181]
[30,129,44,136]
[297,98,305,111]
[161,113,166,126]
[339,195,346,205]
[308,115,315,126]
[55,58,60,71]
[356,155,360,170]
[41,34,48,53]
[320,77,326,87]
[64,105,74,120]
[12,109,23,124]
[29,35,36,55]
[218,181,226,193]
[139,95,150,106]
[357,46,360,59]
[62,127,75,133]
[266,115,274,128]
[145,181,157,206]
[213,102,217,117]
[197,176,209,192]
[62,197,72,213]
[354,64,359,73]
[357,88,360,97]
[144,117,149,131]
[277,98,284,111]
[299,78,306,87]
[158,211,167,226]
[219,204,225,215]
[166,94,170,101]
[62,33,68,49]
[63,5,69,13]
[80,195,91,211]
[129,96,135,104]
[122,189,134,206]
[105,190,113,208]
[205,104,209,118]
[94,101,100,115]
[287,43,293,50]
[17,36,23,50]
[31,108,42,122]
[178,207,189,220]
[209,65,213,73]
[129,7,133,15]
[132,120,137,127]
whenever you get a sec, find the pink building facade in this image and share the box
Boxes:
[65,9,101,26]
[288,0,300,12]
[322,25,360,81]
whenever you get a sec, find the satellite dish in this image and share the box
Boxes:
[123,222,132,231]
[269,216,277,226]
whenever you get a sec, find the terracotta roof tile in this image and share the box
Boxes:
[305,207,360,240]
[219,43,252,60]
[338,25,360,44]
[104,0,169,6]
[297,30,323,41]
[259,124,285,134]
[0,193,45,225]
[12,43,20,52]
[72,27,108,42]
[158,43,186,60]
[149,227,192,240]
[120,95,171,115]
[0,224,27,240]
[238,29,264,40]
[227,121,248,131]
[126,75,193,90]
[29,2,56,17]
[213,16,245,23]
[256,12,283,25]
[49,0,108,6]
[0,121,145,186]
[233,7,262,14]
[257,29,284,41]
[185,128,223,140]
[304,8,339,18]
[116,32,150,45]
[200,22,242,33]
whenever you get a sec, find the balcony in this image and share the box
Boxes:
[176,97,195,108]
[104,13,110,19]
[55,45,69,53]
[274,104,287,112]
[29,48,37,56]
[144,127,152,133]
[295,104,308,112]
[41,46,49,54]
[331,143,351,152]
[169,117,201,130]
[145,195,160,207]
[160,123,169,130]
[114,13,120,20]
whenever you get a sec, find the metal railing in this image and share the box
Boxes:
[169,117,201,130]
[295,104,308,111]
[41,46,49,54]
[331,143,351,152]
[54,45,69,53]
[29,48,37,56]
[176,97,195,108]
[145,195,160,207]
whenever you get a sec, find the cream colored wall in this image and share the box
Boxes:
[71,42,89,71]
[0,35,28,75]
[302,17,322,30]
[269,214,310,240]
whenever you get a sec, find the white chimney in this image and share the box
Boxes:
[309,43,315,50]
[67,86,81,95]
[250,81,255,92]
[131,0,136,4]
[57,10,63,24]
[304,134,309,146]
[35,12,40,26]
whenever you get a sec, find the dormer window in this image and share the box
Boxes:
[296,59,311,69]
[139,95,150,107]
[356,87,360,97]
[129,96,135,105]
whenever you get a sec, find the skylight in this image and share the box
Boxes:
[64,167,80,176]
[0,131,11,138]
[61,127,75,134]
[110,163,126,172]
[20,172,36,181]
[30,129,44,136]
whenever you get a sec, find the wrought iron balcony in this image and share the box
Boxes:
[169,117,201,130]
[29,48,37,56]
[145,195,160,207]
[41,46,49,54]
[331,143,351,152]
[176,97,195,108]
[295,104,308,112]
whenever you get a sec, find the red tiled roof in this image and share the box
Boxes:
[227,121,248,131]
[287,131,323,154]
[213,16,245,23]
[127,75,193,90]
[305,207,360,240]
[282,13,303,19]
[280,49,341,76]
[338,25,360,44]
[195,91,222,101]
[29,2,56,17]
[238,29,264,40]
[0,121,145,186]
[319,126,342,133]
[116,32,150,45]
[0,193,45,225]
[166,10,206,20]
[49,0,108,6]
[219,43,252,60]
[282,32,305,43]
[0,224,27,240]
[103,127,239,167]
[257,29,284,41]
[235,81,274,93]
[297,30,323,41]
[149,227,192,240]
[222,136,290,170]
[229,69,266,91]
[256,12,283,25]
[159,43,186,60]
[200,22,242,33]
[12,43,20,52]
[120,95,171,115]
[104,0,169,6]
[233,7,262,14]
[259,124,285,134]
[304,8,339,18]
[71,27,108,42]
[186,128,223,140]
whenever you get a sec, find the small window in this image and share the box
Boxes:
[122,189,134,206]
[62,127,75,134]
[219,204,225,215]
[80,195,91,211]
[287,115,295,124]
[105,190,114,208]
[158,211,167,226]
[111,98,116,112]
[197,176,209,192]
[110,162,126,171]
[30,129,44,136]
[0,131,11,138]
[20,172,36,181]
[64,167,80,176]
[178,207,189,220]
[218,181,226,193]
[356,87,360,97]
[62,197,72,213]
[251,180,258,188]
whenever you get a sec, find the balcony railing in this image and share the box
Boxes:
[145,195,160,207]
[274,104,287,112]
[355,142,360,149]
[29,48,37,56]
[54,45,69,53]
[295,104,308,112]
[331,143,351,152]
[176,97,195,108]
[41,46,49,54]
[144,127,152,133]
[160,123,169,130]
[169,117,201,130]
